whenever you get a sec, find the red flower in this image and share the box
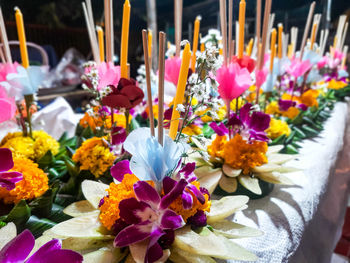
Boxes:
[231,55,256,73]
[102,78,144,109]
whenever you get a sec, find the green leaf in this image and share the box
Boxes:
[65,146,75,158]
[37,151,54,169]
[64,158,79,177]
[25,215,56,238]
[48,203,72,223]
[58,132,68,143]
[203,123,215,138]
[293,127,306,139]
[130,117,140,131]
[81,126,94,139]
[4,200,31,229]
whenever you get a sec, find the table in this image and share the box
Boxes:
[232,101,350,263]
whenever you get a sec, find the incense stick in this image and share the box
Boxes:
[283,33,289,58]
[265,13,275,53]
[158,32,166,145]
[299,1,316,60]
[174,0,182,57]
[82,2,99,62]
[228,0,233,62]
[235,21,239,56]
[109,0,114,62]
[320,29,329,56]
[258,0,272,69]
[104,0,110,62]
[219,0,227,65]
[340,22,348,50]
[142,30,155,137]
[86,0,100,62]
[256,0,261,43]
[0,8,11,63]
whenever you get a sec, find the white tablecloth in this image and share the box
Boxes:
[232,102,350,263]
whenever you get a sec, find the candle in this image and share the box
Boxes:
[310,23,317,50]
[287,44,293,58]
[120,0,131,78]
[169,43,191,140]
[190,16,201,71]
[97,26,105,62]
[148,30,152,58]
[270,28,276,72]
[278,24,283,59]
[15,7,29,68]
[246,38,254,56]
[238,0,246,59]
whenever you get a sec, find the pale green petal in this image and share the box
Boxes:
[218,175,237,193]
[0,222,16,250]
[268,153,297,165]
[222,164,241,177]
[239,176,262,195]
[211,220,263,238]
[63,200,99,217]
[81,180,109,209]
[196,167,222,194]
[267,145,284,154]
[258,172,294,185]
[170,247,216,263]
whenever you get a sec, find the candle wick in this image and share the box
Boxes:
[14,7,20,12]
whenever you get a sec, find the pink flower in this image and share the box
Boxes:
[285,58,312,78]
[0,62,19,82]
[0,86,16,123]
[317,56,328,70]
[216,62,252,103]
[97,62,121,91]
[255,67,269,88]
[164,57,182,86]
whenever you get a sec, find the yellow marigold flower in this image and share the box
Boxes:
[245,86,262,103]
[266,118,291,139]
[300,89,319,108]
[1,131,59,160]
[207,135,227,159]
[99,174,139,230]
[0,157,48,204]
[182,124,202,136]
[80,110,131,132]
[145,104,159,120]
[197,106,225,123]
[169,181,211,221]
[327,79,348,90]
[266,101,280,115]
[72,137,115,178]
[223,134,268,175]
[230,97,244,112]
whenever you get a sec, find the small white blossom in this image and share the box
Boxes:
[176,104,186,113]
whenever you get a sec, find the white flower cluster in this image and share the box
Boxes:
[176,104,186,113]
[165,44,176,58]
[201,29,222,44]
[197,46,223,73]
[136,64,158,96]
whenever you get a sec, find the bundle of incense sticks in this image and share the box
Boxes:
[104,0,114,62]
[299,1,316,60]
[82,0,100,62]
[290,27,298,56]
[319,29,329,56]
[0,7,12,63]
[142,29,166,144]
[174,0,183,57]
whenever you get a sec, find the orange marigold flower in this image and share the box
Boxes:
[99,174,139,230]
[169,181,211,221]
[300,89,319,108]
[223,134,268,174]
[72,137,115,178]
[282,107,300,119]
[0,157,48,204]
[207,135,227,159]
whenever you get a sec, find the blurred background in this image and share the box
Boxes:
[0,0,349,109]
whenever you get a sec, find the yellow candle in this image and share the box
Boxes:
[246,38,254,56]
[120,0,131,78]
[148,30,152,58]
[238,0,246,59]
[97,26,105,62]
[310,23,317,50]
[190,16,201,71]
[287,44,293,59]
[278,24,283,59]
[169,43,191,140]
[15,7,29,68]
[270,29,276,72]
[200,42,205,52]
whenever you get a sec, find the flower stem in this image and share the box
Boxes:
[125,109,130,135]
[24,94,34,139]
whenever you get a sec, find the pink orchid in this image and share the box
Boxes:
[285,58,312,78]
[0,86,16,123]
[97,62,121,91]
[0,62,19,82]
[164,57,182,86]
[255,67,269,88]
[216,62,252,103]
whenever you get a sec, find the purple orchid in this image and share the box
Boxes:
[227,103,270,142]
[0,229,83,263]
[0,148,22,190]
[111,126,127,145]
[163,163,205,211]
[110,159,132,182]
[278,99,307,112]
[209,122,229,136]
[115,180,187,263]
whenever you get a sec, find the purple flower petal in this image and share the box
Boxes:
[110,160,131,182]
[119,198,151,224]
[209,122,229,136]
[0,229,34,263]
[26,239,62,263]
[31,249,83,263]
[162,177,177,195]
[133,181,161,208]
[160,179,187,210]
[249,111,270,132]
[249,130,270,142]
[297,103,308,111]
[187,210,207,227]
[181,191,193,210]
[0,148,14,172]
[239,103,252,124]
[179,163,196,177]
[0,171,23,190]
[112,218,130,236]
[145,226,165,263]
[278,99,296,111]
[160,209,184,229]
[114,221,152,247]
[200,187,211,200]
[111,127,127,145]
[227,113,243,128]
[187,184,205,204]
[158,230,175,249]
